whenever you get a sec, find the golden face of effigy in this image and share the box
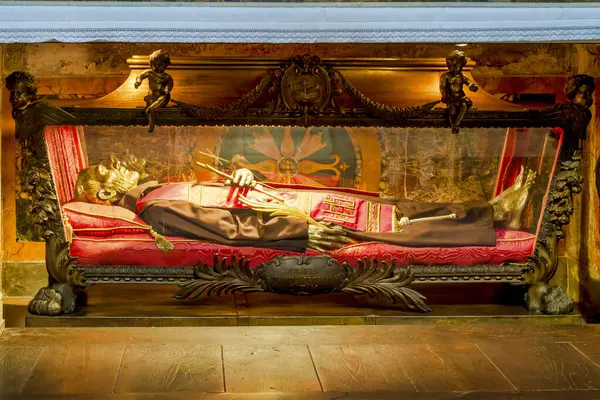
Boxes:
[75,163,140,205]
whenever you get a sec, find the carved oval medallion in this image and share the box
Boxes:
[281,61,331,114]
[256,255,348,295]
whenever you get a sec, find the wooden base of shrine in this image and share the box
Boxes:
[24,284,582,327]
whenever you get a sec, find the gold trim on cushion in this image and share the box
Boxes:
[297,192,312,215]
[73,237,213,243]
[63,214,73,243]
[330,236,535,253]
[392,205,402,233]
[366,201,381,233]
[73,226,150,232]
[331,241,381,252]
[189,184,203,206]
[496,235,536,242]
[63,204,149,228]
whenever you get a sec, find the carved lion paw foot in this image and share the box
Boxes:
[526,283,574,315]
[28,283,76,316]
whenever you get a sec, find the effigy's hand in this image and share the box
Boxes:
[308,223,353,253]
[226,168,256,189]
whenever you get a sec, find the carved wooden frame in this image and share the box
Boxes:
[7,56,592,316]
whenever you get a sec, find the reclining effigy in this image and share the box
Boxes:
[5,51,594,317]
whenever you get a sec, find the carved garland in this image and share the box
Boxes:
[172,73,273,120]
[337,72,440,120]
[173,54,439,123]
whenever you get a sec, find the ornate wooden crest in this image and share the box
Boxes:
[273,54,341,116]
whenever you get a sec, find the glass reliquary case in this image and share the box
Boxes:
[6,52,594,316]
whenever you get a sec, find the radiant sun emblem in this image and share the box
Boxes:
[230,126,345,186]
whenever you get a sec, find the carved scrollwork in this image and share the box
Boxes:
[520,150,583,286]
[7,72,86,316]
[173,254,429,312]
[173,254,264,299]
[510,150,583,314]
[19,153,60,239]
[512,75,595,315]
[504,152,582,316]
[341,259,430,312]
[45,233,85,287]
[547,151,583,231]
[6,71,75,241]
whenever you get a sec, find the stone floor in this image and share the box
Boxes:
[15,284,584,328]
[2,323,600,399]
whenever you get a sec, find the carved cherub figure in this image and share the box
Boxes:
[134,50,174,133]
[565,74,595,109]
[5,71,38,118]
[440,50,479,134]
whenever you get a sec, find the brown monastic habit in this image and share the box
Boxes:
[119,181,496,252]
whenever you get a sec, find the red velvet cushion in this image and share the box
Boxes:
[63,202,151,237]
[332,229,535,267]
[65,203,535,267]
[70,229,535,267]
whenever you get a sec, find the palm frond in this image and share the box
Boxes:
[238,195,326,228]
[342,258,430,312]
[173,254,264,300]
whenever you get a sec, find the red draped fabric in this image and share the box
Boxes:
[45,125,88,204]
[494,127,531,197]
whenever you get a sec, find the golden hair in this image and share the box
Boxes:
[74,168,106,204]
[74,165,138,205]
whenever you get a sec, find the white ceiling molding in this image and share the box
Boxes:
[0,3,599,43]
